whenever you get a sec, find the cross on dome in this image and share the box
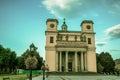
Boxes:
[63,18,66,24]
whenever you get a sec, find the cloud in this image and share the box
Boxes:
[110,49,120,51]
[112,1,120,10]
[42,0,108,19]
[105,24,120,40]
[108,1,120,15]
[42,0,120,19]
[42,0,83,18]
[96,42,106,46]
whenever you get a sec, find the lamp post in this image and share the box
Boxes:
[41,61,46,80]
[29,43,35,80]
[29,66,32,80]
[27,56,37,80]
[25,43,38,80]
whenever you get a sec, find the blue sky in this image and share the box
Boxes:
[0,0,120,59]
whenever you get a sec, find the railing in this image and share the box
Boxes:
[56,41,87,47]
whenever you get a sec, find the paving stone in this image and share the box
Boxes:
[27,75,120,80]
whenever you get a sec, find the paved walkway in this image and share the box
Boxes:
[27,75,120,80]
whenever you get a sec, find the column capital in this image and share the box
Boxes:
[73,51,78,53]
[66,51,68,53]
[80,51,86,53]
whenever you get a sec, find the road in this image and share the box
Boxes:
[27,75,120,80]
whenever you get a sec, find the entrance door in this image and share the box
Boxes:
[68,62,72,72]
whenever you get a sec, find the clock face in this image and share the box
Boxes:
[50,24,54,28]
[86,25,91,29]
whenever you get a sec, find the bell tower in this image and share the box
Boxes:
[45,19,58,72]
[46,19,58,31]
[80,20,95,47]
[81,20,94,32]
[81,20,96,72]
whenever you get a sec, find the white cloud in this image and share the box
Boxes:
[43,0,84,18]
[105,24,120,40]
[42,0,103,19]
[42,0,120,18]
[96,42,106,46]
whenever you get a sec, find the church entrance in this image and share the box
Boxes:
[68,62,72,72]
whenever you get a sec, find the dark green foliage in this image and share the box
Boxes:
[114,58,120,72]
[17,43,43,70]
[16,56,25,69]
[0,43,43,74]
[0,44,17,74]
[97,62,104,73]
[97,52,115,74]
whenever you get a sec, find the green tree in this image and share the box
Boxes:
[24,43,40,80]
[98,52,115,74]
[0,45,4,73]
[97,62,104,73]
[96,53,104,73]
[114,58,120,72]
[16,56,25,69]
[19,43,43,70]
[9,51,17,73]
[0,44,17,74]
[25,56,38,69]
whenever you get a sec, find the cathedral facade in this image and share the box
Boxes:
[45,19,97,72]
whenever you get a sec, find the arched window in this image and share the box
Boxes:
[83,35,86,42]
[80,36,83,42]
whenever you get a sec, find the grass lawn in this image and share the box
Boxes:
[0,74,27,80]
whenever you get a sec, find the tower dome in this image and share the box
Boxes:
[61,18,67,31]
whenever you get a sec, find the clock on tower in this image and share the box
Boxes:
[46,19,58,31]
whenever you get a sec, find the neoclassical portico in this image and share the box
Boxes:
[56,51,87,72]
[45,19,97,72]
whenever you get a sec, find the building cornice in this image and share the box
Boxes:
[45,31,58,35]
[80,20,94,26]
[58,30,81,33]
[46,19,58,24]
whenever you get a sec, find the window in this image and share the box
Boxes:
[66,35,68,41]
[50,37,54,43]
[88,38,91,44]
[83,35,86,42]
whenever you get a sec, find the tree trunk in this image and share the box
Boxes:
[29,69,32,80]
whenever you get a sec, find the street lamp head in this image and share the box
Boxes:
[30,43,36,52]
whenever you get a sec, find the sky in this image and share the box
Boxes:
[0,0,120,60]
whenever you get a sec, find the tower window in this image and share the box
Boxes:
[88,38,91,44]
[50,37,54,43]
[83,36,86,42]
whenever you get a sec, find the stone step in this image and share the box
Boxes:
[47,72,100,76]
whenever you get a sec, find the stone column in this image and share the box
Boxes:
[60,51,62,72]
[84,52,87,71]
[56,51,58,71]
[81,52,84,72]
[75,51,78,72]
[66,51,68,72]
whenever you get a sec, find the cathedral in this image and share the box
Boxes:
[45,18,97,72]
